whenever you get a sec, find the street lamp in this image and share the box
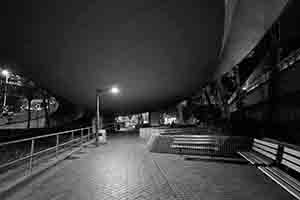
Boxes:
[1,69,10,111]
[95,86,120,145]
[110,86,120,94]
[2,69,9,77]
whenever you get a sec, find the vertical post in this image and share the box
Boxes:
[71,131,74,148]
[43,93,50,128]
[81,128,84,145]
[96,92,100,145]
[27,98,32,129]
[29,139,35,173]
[88,128,90,141]
[3,75,8,109]
[56,134,59,158]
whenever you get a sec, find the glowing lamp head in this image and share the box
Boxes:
[2,70,9,77]
[110,86,120,94]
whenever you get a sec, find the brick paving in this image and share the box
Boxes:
[3,132,295,200]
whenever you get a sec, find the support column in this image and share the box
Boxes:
[216,80,229,119]
[150,111,160,126]
[267,22,281,123]
[204,87,213,109]
[233,66,243,111]
[177,105,184,124]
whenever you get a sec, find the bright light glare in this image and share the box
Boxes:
[110,86,120,94]
[2,70,9,77]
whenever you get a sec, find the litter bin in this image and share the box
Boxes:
[98,129,107,144]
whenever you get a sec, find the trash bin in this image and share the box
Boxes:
[98,129,107,144]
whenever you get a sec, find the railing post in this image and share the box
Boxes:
[29,139,35,173]
[81,128,84,146]
[71,131,74,147]
[88,128,90,141]
[56,134,59,158]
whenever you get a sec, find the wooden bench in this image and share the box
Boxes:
[258,145,300,199]
[170,135,218,153]
[238,138,279,166]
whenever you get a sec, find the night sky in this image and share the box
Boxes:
[0,0,224,114]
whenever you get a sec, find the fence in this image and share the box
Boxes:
[148,134,251,156]
[0,126,93,175]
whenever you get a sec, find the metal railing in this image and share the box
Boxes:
[0,126,94,174]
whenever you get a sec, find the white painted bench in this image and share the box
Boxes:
[258,145,300,200]
[238,138,279,166]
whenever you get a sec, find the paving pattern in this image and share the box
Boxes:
[3,132,295,200]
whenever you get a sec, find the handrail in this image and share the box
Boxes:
[0,127,91,147]
[0,126,94,173]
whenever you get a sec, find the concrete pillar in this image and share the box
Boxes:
[150,112,160,126]
[176,101,187,124]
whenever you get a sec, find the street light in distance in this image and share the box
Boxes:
[1,69,10,109]
[110,86,120,95]
[1,69,9,77]
[95,85,120,145]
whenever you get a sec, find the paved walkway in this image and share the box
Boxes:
[3,133,295,200]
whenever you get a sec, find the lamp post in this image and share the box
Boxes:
[95,86,119,145]
[2,69,9,111]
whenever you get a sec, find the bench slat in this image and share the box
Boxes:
[254,139,278,149]
[284,147,300,159]
[238,152,257,165]
[248,151,268,165]
[282,159,300,173]
[269,167,300,190]
[248,151,271,165]
[253,142,278,154]
[252,146,276,160]
[283,154,300,169]
[258,167,300,200]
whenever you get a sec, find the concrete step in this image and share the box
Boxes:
[171,144,218,150]
[173,138,216,141]
[173,141,216,145]
[170,135,216,138]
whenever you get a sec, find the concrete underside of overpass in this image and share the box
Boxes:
[0,0,289,115]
